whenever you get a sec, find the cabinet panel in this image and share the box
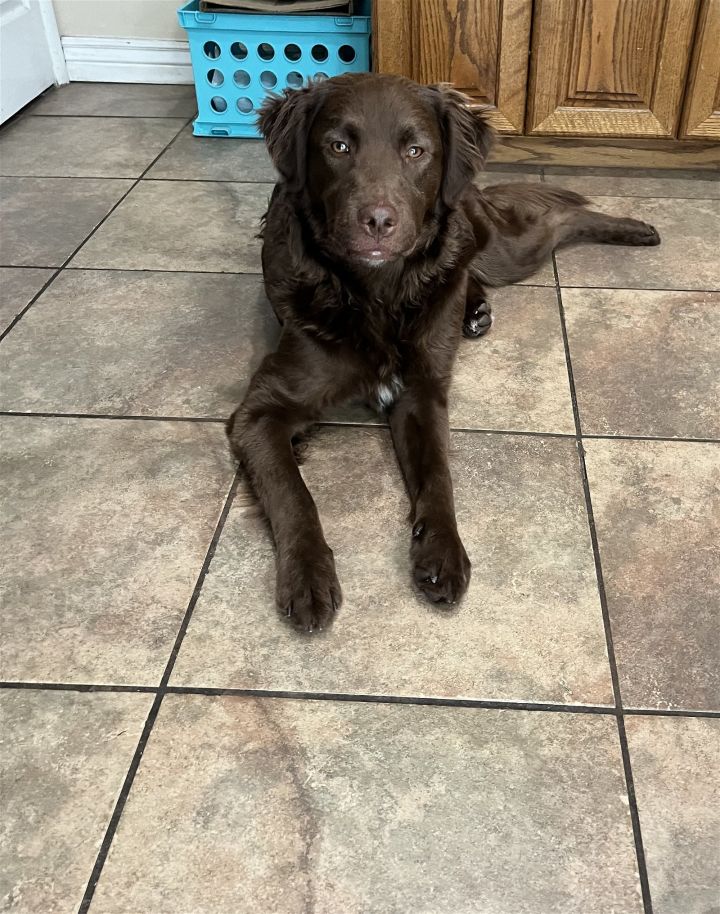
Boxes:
[527,0,701,137]
[374,0,532,134]
[681,0,720,138]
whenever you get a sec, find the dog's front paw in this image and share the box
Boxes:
[276,544,342,633]
[411,520,471,605]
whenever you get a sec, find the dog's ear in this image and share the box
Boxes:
[427,84,494,207]
[258,83,324,193]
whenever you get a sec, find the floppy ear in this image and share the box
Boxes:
[258,83,324,193]
[428,84,494,207]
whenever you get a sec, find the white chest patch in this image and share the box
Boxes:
[375,376,404,411]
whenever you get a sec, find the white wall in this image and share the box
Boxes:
[53,0,186,40]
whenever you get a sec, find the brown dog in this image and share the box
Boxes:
[227,73,660,632]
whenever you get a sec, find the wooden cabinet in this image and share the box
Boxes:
[373,0,532,133]
[374,0,720,146]
[527,0,699,137]
[680,0,720,138]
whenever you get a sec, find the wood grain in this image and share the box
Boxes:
[528,0,701,137]
[567,0,664,104]
[373,0,532,134]
[680,0,720,138]
[373,0,412,77]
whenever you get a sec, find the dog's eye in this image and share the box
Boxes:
[407,146,424,159]
[331,141,350,155]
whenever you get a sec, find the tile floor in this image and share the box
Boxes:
[0,83,718,914]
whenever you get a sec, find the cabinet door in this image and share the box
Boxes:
[527,0,700,137]
[373,0,532,134]
[681,0,720,138]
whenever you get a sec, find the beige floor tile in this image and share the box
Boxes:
[0,267,53,335]
[91,696,642,914]
[30,82,198,118]
[0,177,132,267]
[0,689,152,914]
[564,288,720,438]
[451,285,574,433]
[0,417,235,684]
[556,197,720,291]
[70,180,271,272]
[585,439,720,711]
[626,715,720,914]
[0,270,277,417]
[0,117,186,178]
[544,168,720,199]
[147,128,276,182]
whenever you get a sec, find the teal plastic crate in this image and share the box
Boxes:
[178,1,371,137]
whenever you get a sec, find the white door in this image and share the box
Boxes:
[0,0,66,123]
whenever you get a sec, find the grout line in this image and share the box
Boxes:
[1,412,717,446]
[27,112,198,120]
[623,706,720,720]
[615,715,654,908]
[317,419,576,439]
[2,263,716,295]
[582,433,720,445]
[76,469,241,914]
[2,678,719,719]
[555,284,719,293]
[163,687,616,714]
[547,190,719,201]
[142,176,275,185]
[1,265,264,277]
[2,259,716,296]
[0,681,157,694]
[552,252,654,914]
[0,174,177,181]
[0,174,275,185]
[0,116,194,346]
[0,410,225,423]
[0,264,59,270]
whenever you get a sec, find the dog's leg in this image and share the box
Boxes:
[462,273,493,339]
[226,332,344,633]
[559,208,661,247]
[389,380,471,605]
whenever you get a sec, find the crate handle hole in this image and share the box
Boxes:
[311,44,329,63]
[210,96,228,113]
[203,41,221,60]
[230,42,248,60]
[286,71,304,88]
[237,97,254,114]
[258,43,275,61]
[284,43,302,62]
[339,45,356,63]
[234,70,251,88]
[260,71,278,89]
[207,68,224,87]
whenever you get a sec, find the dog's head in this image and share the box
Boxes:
[258,73,493,267]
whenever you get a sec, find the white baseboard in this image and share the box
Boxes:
[61,37,193,84]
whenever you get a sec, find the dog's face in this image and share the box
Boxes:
[259,74,493,267]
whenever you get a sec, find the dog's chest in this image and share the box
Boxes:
[374,374,404,411]
[345,291,420,410]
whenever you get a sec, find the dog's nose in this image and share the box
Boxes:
[358,204,398,239]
